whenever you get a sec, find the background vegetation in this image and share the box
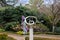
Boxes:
[0,6,60,34]
[0,0,60,35]
[0,33,15,40]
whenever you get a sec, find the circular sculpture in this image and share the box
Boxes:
[24,16,37,40]
[25,16,37,25]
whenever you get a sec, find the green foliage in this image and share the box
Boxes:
[0,28,5,32]
[45,32,60,35]
[0,33,15,40]
[0,6,40,27]
[56,21,60,27]
[4,22,19,31]
[0,6,57,32]
[34,23,49,32]
[55,27,60,33]
[0,6,39,24]
[36,13,53,31]
[0,34,7,40]
[16,31,23,35]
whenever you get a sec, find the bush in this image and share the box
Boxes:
[0,28,5,32]
[4,22,13,31]
[0,6,51,32]
[34,23,49,32]
[55,27,60,33]
[4,22,19,32]
[0,33,16,40]
[0,6,40,24]
[0,6,43,32]
[16,31,23,35]
[0,34,7,40]
[33,32,45,35]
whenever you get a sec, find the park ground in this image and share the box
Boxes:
[1,32,60,40]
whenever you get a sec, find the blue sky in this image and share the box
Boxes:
[19,0,54,6]
[6,0,54,7]
[20,0,29,4]
[6,0,29,7]
[44,0,53,5]
[14,0,29,7]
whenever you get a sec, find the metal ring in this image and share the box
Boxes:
[25,16,37,25]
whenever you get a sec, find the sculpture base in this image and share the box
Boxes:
[29,28,33,40]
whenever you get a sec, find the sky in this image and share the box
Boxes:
[6,0,29,7]
[20,0,29,4]
[44,0,53,5]
[6,0,54,7]
[15,0,54,7]
[14,0,29,7]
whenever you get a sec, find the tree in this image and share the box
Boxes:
[0,0,7,6]
[29,0,43,10]
[0,0,18,7]
[6,0,18,6]
[38,0,60,32]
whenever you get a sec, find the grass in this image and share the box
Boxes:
[25,37,60,40]
[0,33,16,40]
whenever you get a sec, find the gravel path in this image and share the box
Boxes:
[6,33,60,40]
[25,34,60,40]
[8,34,25,40]
[34,34,60,39]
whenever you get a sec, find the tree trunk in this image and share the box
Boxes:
[52,25,55,32]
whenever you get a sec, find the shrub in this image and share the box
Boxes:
[16,31,23,35]
[0,33,16,40]
[4,22,13,31]
[0,6,40,24]
[0,34,7,40]
[0,28,5,32]
[45,32,60,35]
[4,22,19,32]
[0,6,52,32]
[55,27,60,33]
[34,23,49,32]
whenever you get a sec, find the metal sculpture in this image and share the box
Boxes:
[25,16,37,40]
[21,16,27,34]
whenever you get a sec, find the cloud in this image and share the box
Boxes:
[14,0,29,7]
[44,0,53,5]
[20,0,29,4]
